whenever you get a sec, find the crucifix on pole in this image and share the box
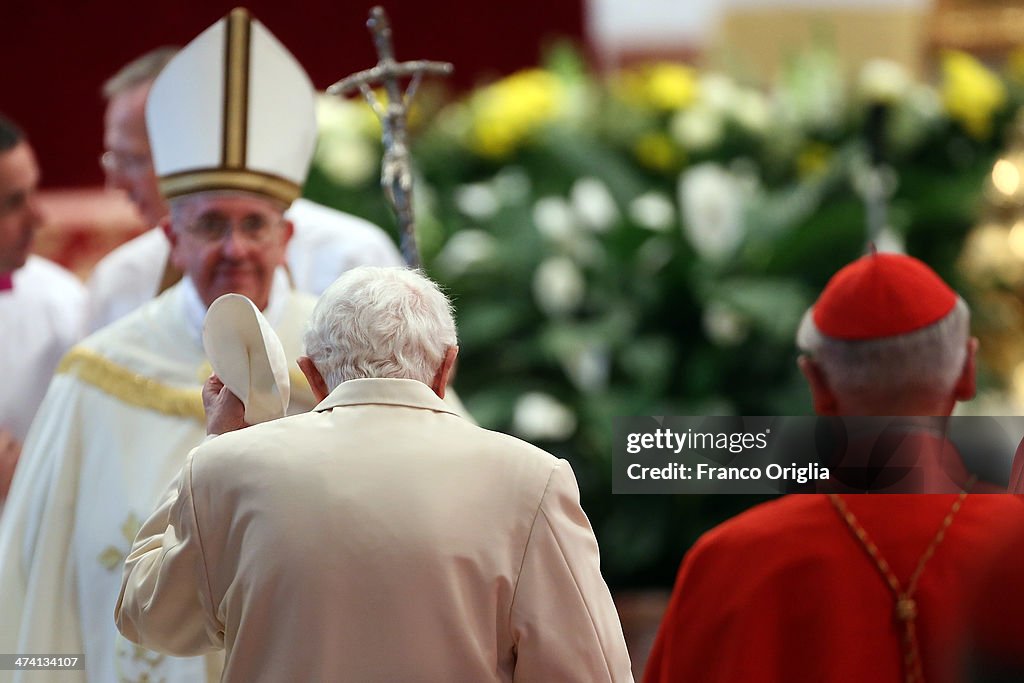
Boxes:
[327,6,453,268]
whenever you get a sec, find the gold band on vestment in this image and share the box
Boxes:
[159,169,301,204]
[58,347,204,421]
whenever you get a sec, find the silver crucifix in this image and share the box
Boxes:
[327,6,453,268]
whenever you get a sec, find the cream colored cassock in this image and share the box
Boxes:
[86,198,404,332]
[0,271,316,683]
[116,377,634,683]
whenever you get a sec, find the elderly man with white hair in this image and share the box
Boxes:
[116,266,634,683]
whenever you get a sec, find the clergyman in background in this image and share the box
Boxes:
[0,114,84,507]
[88,45,403,331]
[643,253,1024,683]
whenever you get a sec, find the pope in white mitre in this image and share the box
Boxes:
[0,10,322,682]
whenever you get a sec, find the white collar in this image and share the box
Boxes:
[180,266,291,346]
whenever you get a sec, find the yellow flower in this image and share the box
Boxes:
[634,133,680,172]
[646,63,698,111]
[469,69,566,159]
[796,142,832,177]
[941,50,1007,139]
[610,63,698,112]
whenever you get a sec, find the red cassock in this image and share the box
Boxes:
[642,494,1024,683]
[965,514,1024,675]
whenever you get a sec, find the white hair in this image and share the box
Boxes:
[796,297,970,404]
[303,267,457,390]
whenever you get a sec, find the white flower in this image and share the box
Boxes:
[315,139,377,187]
[315,96,380,186]
[698,73,740,113]
[678,163,746,261]
[434,230,498,278]
[534,196,605,266]
[454,183,500,220]
[703,303,749,347]
[533,257,585,317]
[732,89,771,136]
[533,197,578,243]
[776,49,844,131]
[629,192,675,232]
[512,392,577,441]
[316,95,367,135]
[561,342,611,393]
[571,177,619,233]
[858,59,911,105]
[671,105,724,151]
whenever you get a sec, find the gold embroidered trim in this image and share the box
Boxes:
[224,7,251,168]
[98,512,143,572]
[58,347,204,421]
[159,168,300,204]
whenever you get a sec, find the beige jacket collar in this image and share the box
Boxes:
[315,377,459,416]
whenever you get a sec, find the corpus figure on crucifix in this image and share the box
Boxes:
[327,6,452,267]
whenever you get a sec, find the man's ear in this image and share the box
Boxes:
[160,217,183,268]
[954,337,979,402]
[798,355,839,416]
[297,356,330,403]
[431,346,459,399]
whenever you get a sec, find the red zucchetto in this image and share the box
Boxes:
[812,253,957,340]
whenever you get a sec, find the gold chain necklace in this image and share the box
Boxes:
[827,482,974,683]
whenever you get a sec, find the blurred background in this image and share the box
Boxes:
[9,0,1024,675]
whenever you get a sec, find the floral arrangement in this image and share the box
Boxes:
[306,46,1023,585]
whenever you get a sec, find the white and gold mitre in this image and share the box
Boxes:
[146,7,316,204]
